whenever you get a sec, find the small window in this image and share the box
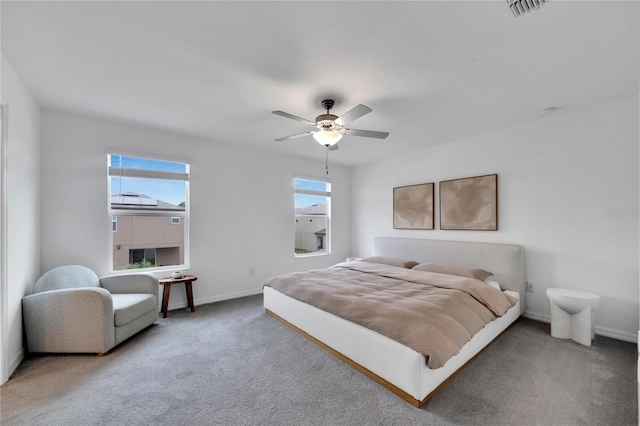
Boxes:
[294,178,331,257]
[129,248,157,268]
[171,217,180,224]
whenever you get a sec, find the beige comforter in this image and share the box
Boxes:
[263,261,517,369]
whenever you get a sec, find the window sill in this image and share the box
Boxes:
[294,252,330,258]
[109,265,190,275]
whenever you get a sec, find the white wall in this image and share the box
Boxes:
[40,109,350,309]
[351,96,639,342]
[0,56,41,383]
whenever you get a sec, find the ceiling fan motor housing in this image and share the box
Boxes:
[315,114,339,129]
[316,99,339,129]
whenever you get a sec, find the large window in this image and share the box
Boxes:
[294,178,330,257]
[108,154,189,272]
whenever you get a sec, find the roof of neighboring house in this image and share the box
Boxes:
[314,228,326,236]
[111,192,185,211]
[295,203,326,215]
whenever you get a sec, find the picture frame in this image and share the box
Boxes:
[440,174,498,230]
[393,182,435,230]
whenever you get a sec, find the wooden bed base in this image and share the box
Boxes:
[266,308,521,408]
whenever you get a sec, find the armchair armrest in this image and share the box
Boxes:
[22,287,115,353]
[100,272,159,299]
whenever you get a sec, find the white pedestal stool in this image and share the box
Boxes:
[546,288,600,346]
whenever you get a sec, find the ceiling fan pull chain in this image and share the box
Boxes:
[325,146,329,175]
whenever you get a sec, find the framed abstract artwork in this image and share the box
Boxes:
[393,183,434,230]
[440,174,498,230]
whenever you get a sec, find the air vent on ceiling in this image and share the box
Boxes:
[507,0,546,17]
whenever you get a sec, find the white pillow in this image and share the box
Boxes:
[484,279,502,291]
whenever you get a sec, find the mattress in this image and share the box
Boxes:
[263,261,517,369]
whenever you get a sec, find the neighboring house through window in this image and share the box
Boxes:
[108,154,189,271]
[294,178,331,256]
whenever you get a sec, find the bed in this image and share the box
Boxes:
[263,237,525,407]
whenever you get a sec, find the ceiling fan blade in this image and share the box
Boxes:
[342,128,389,139]
[334,104,372,125]
[272,110,316,126]
[328,143,339,151]
[274,131,317,142]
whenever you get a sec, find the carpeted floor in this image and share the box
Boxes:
[1,294,637,425]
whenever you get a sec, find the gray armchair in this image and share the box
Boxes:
[22,265,159,355]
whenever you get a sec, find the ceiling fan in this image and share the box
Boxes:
[272,99,389,151]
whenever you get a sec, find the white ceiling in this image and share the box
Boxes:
[2,1,638,167]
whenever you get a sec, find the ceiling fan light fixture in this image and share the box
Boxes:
[313,130,342,146]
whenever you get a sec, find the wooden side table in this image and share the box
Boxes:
[159,275,197,318]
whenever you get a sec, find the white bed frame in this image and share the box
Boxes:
[264,237,526,407]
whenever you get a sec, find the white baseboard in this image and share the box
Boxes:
[522,311,549,323]
[524,310,638,343]
[595,324,638,344]
[6,348,24,381]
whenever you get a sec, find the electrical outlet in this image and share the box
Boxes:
[526,281,535,293]
[249,267,255,276]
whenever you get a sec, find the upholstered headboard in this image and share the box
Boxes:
[372,237,526,314]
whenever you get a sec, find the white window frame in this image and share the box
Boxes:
[107,154,190,273]
[294,177,331,258]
